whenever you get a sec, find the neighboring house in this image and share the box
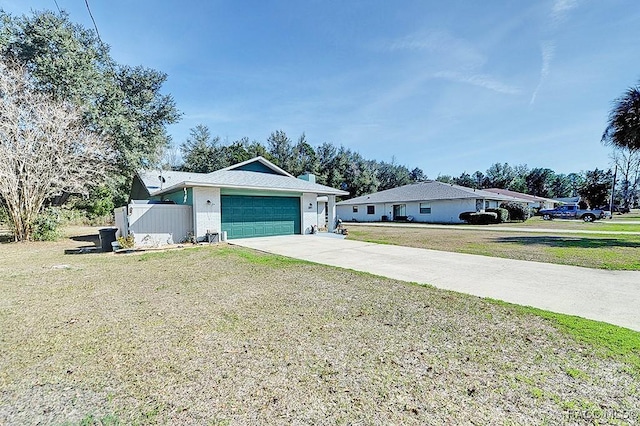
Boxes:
[116,156,348,245]
[483,188,557,210]
[554,196,581,206]
[336,181,527,224]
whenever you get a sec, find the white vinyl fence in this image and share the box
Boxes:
[114,202,193,247]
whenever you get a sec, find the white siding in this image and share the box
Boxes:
[126,204,193,246]
[338,199,486,224]
[301,193,318,234]
[114,207,127,238]
[317,202,327,229]
[337,203,387,222]
[192,187,221,242]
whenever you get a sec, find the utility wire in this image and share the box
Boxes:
[82,0,118,78]
[53,0,61,13]
[84,0,102,42]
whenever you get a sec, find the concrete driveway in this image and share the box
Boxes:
[231,235,640,331]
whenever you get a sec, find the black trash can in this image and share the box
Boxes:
[99,227,118,252]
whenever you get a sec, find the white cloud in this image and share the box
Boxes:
[550,0,579,26]
[383,30,486,69]
[530,41,556,105]
[434,71,522,95]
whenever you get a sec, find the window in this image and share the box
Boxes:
[353,206,358,213]
[420,202,431,214]
[367,205,375,215]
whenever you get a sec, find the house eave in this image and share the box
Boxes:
[151,181,348,197]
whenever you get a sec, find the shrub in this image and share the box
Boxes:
[0,204,9,225]
[117,234,135,249]
[468,212,498,225]
[32,207,62,241]
[459,211,475,222]
[500,202,530,221]
[486,208,509,223]
[459,211,498,225]
[69,185,115,221]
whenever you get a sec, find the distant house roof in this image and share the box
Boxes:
[554,196,581,205]
[483,188,557,204]
[336,181,527,205]
[134,156,348,198]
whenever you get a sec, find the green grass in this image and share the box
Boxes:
[1,228,639,424]
[491,299,640,374]
[347,226,640,270]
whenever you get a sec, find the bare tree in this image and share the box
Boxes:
[611,147,640,208]
[0,62,114,241]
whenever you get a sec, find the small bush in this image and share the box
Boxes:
[500,202,530,221]
[117,234,135,249]
[459,211,474,222]
[486,208,509,223]
[459,211,498,225]
[0,204,9,224]
[469,212,498,225]
[32,207,62,241]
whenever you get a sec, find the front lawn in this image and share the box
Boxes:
[498,214,640,233]
[0,229,639,424]
[347,225,640,270]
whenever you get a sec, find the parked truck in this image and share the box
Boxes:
[538,205,604,222]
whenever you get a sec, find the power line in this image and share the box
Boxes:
[53,0,61,13]
[84,0,102,42]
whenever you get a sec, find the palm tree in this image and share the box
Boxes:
[602,84,640,151]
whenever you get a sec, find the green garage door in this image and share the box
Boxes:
[221,195,301,239]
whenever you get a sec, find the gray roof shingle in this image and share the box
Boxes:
[336,181,526,205]
[139,169,348,196]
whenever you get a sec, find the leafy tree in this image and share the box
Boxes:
[472,171,486,188]
[579,168,612,208]
[180,125,222,173]
[222,138,252,166]
[485,162,515,188]
[550,174,572,198]
[376,159,411,191]
[602,83,640,151]
[454,172,476,188]
[316,142,341,187]
[525,168,556,198]
[290,133,319,177]
[435,175,454,184]
[566,173,585,197]
[0,10,180,205]
[0,62,113,241]
[409,167,427,182]
[267,130,293,170]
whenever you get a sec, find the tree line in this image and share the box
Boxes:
[175,125,638,209]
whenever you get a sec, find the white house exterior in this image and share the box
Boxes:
[336,181,526,224]
[121,157,348,243]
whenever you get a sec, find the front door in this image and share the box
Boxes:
[392,204,406,220]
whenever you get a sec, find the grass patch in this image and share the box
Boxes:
[347,226,640,270]
[215,245,310,267]
[1,227,639,424]
[490,299,640,374]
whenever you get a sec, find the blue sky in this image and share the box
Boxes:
[3,0,639,177]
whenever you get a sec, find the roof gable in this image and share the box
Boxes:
[132,156,348,198]
[219,156,293,177]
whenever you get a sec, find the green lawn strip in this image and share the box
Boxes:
[489,299,640,374]
[347,227,640,270]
